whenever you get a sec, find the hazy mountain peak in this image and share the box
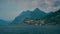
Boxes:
[33,8,46,14]
[34,8,40,11]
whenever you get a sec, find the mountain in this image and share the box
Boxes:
[0,19,9,25]
[44,9,60,25]
[43,12,54,19]
[31,8,46,20]
[12,10,32,24]
[11,8,46,25]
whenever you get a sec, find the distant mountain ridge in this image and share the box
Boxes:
[0,19,9,25]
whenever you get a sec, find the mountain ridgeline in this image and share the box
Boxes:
[11,8,60,25]
[11,8,47,25]
[0,8,60,25]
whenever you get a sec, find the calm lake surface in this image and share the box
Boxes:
[0,25,60,34]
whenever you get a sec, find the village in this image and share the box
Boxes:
[23,18,45,25]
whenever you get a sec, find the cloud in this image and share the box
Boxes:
[22,0,60,12]
[41,0,60,12]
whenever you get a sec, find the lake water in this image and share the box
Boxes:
[0,25,60,34]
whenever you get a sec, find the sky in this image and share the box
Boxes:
[0,0,60,21]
